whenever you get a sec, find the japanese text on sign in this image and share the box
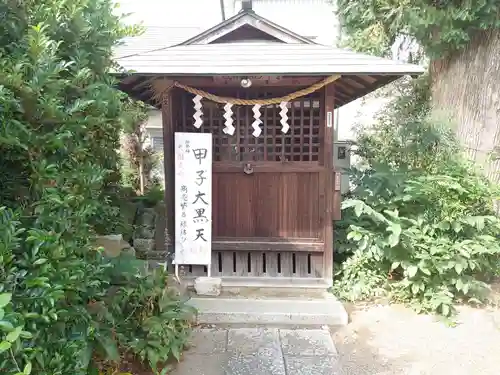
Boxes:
[174,132,212,265]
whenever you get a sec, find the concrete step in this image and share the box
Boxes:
[188,295,348,327]
[220,276,330,288]
[179,276,332,298]
[219,277,331,298]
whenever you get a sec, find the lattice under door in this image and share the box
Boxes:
[178,251,324,278]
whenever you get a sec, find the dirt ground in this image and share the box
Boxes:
[332,301,500,375]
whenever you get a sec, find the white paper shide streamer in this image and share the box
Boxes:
[251,104,262,137]
[223,103,235,135]
[279,101,289,133]
[193,95,203,128]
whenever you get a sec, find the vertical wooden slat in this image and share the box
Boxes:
[242,93,249,162]
[208,99,216,161]
[221,251,235,276]
[318,97,325,166]
[235,252,247,276]
[181,91,187,132]
[323,84,335,281]
[251,251,264,276]
[291,100,296,161]
[254,173,279,237]
[266,252,278,277]
[271,103,277,161]
[296,253,309,277]
[281,103,286,162]
[310,253,324,278]
[211,252,220,277]
[212,174,218,236]
[299,98,306,161]
[235,91,240,162]
[263,101,268,160]
[279,252,293,277]
[309,97,314,161]
[162,87,175,254]
[317,90,326,245]
[296,172,318,237]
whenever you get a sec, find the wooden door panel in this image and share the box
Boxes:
[291,172,321,237]
[175,89,325,246]
[277,172,320,238]
[253,172,280,237]
[212,173,254,237]
[213,171,321,238]
[277,173,299,237]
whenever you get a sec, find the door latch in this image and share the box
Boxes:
[243,163,254,175]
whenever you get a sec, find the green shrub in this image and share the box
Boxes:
[332,77,500,316]
[103,261,194,372]
[0,0,192,373]
[134,185,165,208]
[0,205,105,374]
[0,292,34,375]
[1,207,194,374]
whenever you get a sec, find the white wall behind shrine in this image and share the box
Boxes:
[116,0,223,28]
[230,0,340,46]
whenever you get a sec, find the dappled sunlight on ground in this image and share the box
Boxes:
[333,303,500,375]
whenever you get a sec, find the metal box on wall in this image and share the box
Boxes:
[333,141,351,194]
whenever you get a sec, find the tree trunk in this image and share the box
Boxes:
[430,29,500,183]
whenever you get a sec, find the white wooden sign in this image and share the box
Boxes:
[174,132,212,267]
[327,111,333,128]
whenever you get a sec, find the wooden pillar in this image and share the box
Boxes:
[322,83,335,283]
[162,89,175,256]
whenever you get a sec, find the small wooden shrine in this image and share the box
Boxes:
[117,5,423,286]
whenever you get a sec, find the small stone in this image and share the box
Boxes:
[122,245,136,257]
[95,234,129,258]
[194,277,222,296]
[133,238,155,253]
[133,207,157,239]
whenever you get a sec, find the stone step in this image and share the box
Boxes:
[219,276,330,288]
[181,276,332,298]
[219,277,331,298]
[187,295,348,327]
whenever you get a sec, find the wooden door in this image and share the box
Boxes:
[174,87,332,278]
[176,89,323,242]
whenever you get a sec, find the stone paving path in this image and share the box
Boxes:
[172,327,339,375]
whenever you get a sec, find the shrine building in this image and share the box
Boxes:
[116,1,424,289]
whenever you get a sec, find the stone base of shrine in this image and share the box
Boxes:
[186,276,331,299]
[177,276,347,327]
[187,294,348,327]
